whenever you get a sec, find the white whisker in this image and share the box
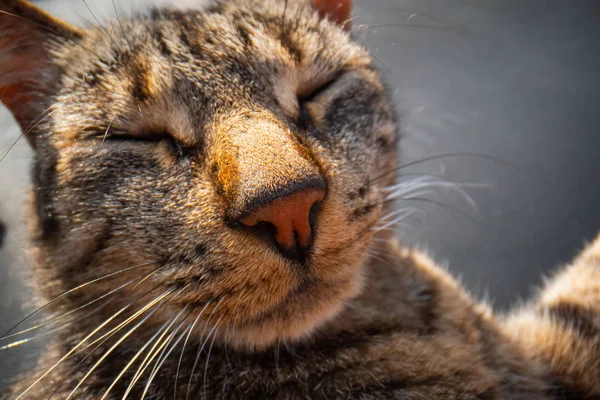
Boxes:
[65,289,174,399]
[202,320,222,400]
[186,298,223,400]
[175,302,211,399]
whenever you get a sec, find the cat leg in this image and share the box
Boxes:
[501,233,600,398]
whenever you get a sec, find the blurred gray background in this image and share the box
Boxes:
[1,0,599,386]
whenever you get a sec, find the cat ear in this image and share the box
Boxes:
[0,0,83,138]
[311,0,352,29]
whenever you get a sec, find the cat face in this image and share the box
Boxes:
[1,0,397,349]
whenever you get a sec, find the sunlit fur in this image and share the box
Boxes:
[1,0,600,399]
[2,0,397,351]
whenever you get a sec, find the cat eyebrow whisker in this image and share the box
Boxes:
[111,0,133,53]
[374,8,449,29]
[81,0,119,50]
[359,22,450,32]
[0,100,67,163]
[98,118,115,150]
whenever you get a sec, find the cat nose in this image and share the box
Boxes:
[238,184,326,263]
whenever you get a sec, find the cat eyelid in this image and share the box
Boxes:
[86,127,170,141]
[297,69,347,104]
[87,127,183,147]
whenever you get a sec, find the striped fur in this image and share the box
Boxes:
[1,0,599,398]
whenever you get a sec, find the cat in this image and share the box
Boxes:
[0,0,599,398]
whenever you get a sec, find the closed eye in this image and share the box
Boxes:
[297,70,345,104]
[94,129,189,157]
[296,71,345,127]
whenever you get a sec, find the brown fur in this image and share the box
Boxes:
[0,0,599,398]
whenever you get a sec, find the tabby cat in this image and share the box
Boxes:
[0,0,599,398]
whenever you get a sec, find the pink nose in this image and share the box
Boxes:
[239,188,325,255]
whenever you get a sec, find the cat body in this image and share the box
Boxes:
[0,0,599,398]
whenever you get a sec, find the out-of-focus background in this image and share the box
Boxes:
[1,0,599,385]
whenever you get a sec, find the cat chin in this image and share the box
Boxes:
[212,274,364,351]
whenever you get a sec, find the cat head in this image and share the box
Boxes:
[0,0,398,349]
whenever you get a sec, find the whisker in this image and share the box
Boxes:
[0,321,72,351]
[2,260,159,339]
[1,271,150,342]
[371,152,550,186]
[386,196,485,226]
[0,8,107,63]
[81,0,116,47]
[99,309,177,400]
[384,180,489,212]
[186,298,223,400]
[16,301,138,399]
[141,309,195,400]
[361,22,449,31]
[111,0,134,52]
[98,119,114,150]
[174,302,211,399]
[142,309,192,391]
[65,289,174,399]
[202,320,222,400]
[0,104,60,163]
[121,285,193,399]
[372,8,449,29]
[120,313,177,399]
[374,208,420,232]
[46,284,168,399]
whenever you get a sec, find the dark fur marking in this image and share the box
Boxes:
[85,65,105,87]
[130,62,151,103]
[350,204,376,221]
[32,139,60,241]
[547,377,595,400]
[195,244,207,257]
[0,220,5,249]
[306,323,404,359]
[416,281,438,335]
[546,302,600,340]
[278,32,302,62]
[347,379,410,397]
[234,21,252,48]
[64,224,112,277]
[150,25,172,58]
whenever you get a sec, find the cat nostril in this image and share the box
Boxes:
[239,187,325,263]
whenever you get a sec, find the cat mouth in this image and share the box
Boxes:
[215,273,361,350]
